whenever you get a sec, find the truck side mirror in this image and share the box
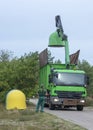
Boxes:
[54,73,58,78]
[85,75,89,85]
[87,76,89,85]
[49,74,53,83]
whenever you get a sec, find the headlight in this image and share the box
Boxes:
[54,98,59,102]
[80,100,85,103]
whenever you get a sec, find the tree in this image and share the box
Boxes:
[78,60,93,96]
[0,50,13,62]
[9,51,39,97]
[47,50,54,63]
[0,51,39,102]
[55,59,62,64]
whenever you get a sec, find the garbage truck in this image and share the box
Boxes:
[39,15,89,111]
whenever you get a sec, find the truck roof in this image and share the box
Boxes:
[54,69,85,74]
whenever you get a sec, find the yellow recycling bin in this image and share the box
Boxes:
[6,89,27,110]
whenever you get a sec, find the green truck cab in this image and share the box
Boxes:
[39,62,89,111]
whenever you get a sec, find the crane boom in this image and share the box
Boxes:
[49,15,70,68]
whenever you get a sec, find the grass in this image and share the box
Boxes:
[0,103,87,130]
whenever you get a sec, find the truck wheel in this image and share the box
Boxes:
[77,105,83,111]
[49,103,54,110]
[44,103,48,107]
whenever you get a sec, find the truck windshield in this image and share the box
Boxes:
[53,72,85,86]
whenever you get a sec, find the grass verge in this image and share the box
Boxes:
[0,103,87,130]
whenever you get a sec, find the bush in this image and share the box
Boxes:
[85,97,93,106]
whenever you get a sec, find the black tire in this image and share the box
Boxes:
[49,102,55,110]
[77,105,83,111]
[44,103,49,107]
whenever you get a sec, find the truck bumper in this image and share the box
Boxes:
[62,98,85,106]
[50,97,85,106]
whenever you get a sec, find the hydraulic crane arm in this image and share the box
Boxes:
[49,15,70,68]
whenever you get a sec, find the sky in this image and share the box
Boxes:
[0,0,93,65]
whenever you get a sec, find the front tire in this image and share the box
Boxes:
[77,105,83,111]
[49,102,55,110]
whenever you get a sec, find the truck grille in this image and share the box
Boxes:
[56,91,83,99]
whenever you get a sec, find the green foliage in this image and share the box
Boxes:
[0,50,13,62]
[78,60,93,96]
[0,49,93,104]
[55,59,62,64]
[0,50,39,102]
[47,50,54,63]
[85,97,93,106]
